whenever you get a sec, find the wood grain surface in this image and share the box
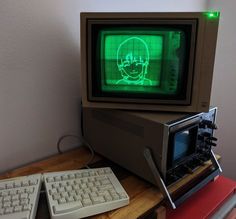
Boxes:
[0,146,220,219]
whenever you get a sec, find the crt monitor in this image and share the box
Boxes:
[80,12,220,112]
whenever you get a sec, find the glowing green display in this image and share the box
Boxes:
[100,30,184,95]
[105,35,162,87]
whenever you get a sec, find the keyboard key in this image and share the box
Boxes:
[96,176,107,181]
[9,190,17,195]
[81,178,88,183]
[90,191,98,198]
[80,183,87,189]
[74,194,82,201]
[52,182,60,189]
[99,184,114,191]
[14,205,22,212]
[65,185,72,192]
[23,204,31,211]
[61,192,69,198]
[1,191,9,196]
[87,182,94,187]
[12,200,20,207]
[91,187,98,192]
[47,177,54,183]
[22,180,29,187]
[49,188,57,195]
[68,191,76,196]
[60,181,67,187]
[83,188,91,194]
[66,196,74,203]
[54,176,61,182]
[89,171,96,176]
[5,207,14,214]
[57,187,65,193]
[101,179,110,185]
[6,183,13,189]
[58,198,67,204]
[20,199,29,205]
[20,193,28,200]
[97,190,110,196]
[0,208,4,215]
[82,198,92,206]
[82,172,89,177]
[94,181,101,186]
[17,188,25,194]
[52,193,60,201]
[118,192,128,199]
[62,175,68,180]
[98,169,105,175]
[53,201,83,214]
[4,210,31,218]
[68,174,75,179]
[0,184,5,190]
[25,187,34,194]
[104,194,113,202]
[105,168,112,174]
[14,181,21,188]
[82,193,90,199]
[75,173,82,178]
[3,201,11,208]
[73,184,80,190]
[29,179,38,185]
[3,196,11,202]
[111,193,120,200]
[91,196,105,204]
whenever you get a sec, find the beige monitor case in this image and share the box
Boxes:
[80,12,219,112]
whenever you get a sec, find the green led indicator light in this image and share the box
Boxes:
[205,11,220,19]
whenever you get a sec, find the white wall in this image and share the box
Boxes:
[0,0,207,174]
[207,0,236,180]
[0,1,81,173]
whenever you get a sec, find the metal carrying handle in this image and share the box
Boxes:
[143,147,222,209]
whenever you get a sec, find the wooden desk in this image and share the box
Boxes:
[0,147,219,219]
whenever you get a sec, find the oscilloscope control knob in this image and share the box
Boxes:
[199,120,217,130]
[206,141,217,147]
[198,132,212,141]
[205,136,218,147]
[208,136,218,141]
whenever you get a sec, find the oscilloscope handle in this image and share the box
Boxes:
[143,148,176,209]
[143,147,222,209]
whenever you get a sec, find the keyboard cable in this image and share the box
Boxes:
[56,134,95,169]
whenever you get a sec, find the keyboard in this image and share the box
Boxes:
[43,167,129,219]
[0,174,42,219]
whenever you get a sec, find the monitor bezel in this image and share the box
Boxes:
[87,19,197,105]
[81,12,219,112]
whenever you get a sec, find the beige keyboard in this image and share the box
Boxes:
[0,174,42,219]
[43,167,129,219]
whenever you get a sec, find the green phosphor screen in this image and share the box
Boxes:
[100,30,183,95]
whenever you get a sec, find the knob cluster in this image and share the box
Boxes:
[199,119,217,130]
[198,119,218,147]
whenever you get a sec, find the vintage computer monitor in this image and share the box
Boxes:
[80,12,220,113]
